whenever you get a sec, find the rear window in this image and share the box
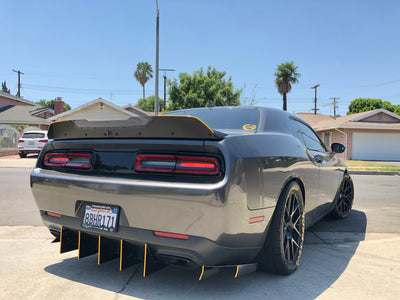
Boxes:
[166,108,260,131]
[22,132,45,139]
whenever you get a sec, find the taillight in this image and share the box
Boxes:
[44,153,92,169]
[18,139,23,143]
[176,156,219,175]
[135,154,220,175]
[39,139,48,143]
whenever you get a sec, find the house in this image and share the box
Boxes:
[297,109,400,161]
[0,91,53,129]
[49,98,151,122]
[0,92,53,155]
[0,105,51,130]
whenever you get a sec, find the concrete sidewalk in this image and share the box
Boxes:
[0,155,37,168]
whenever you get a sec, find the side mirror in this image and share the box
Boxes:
[331,143,345,154]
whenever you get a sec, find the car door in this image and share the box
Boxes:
[292,119,342,213]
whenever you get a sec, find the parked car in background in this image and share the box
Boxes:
[30,107,354,278]
[18,130,48,158]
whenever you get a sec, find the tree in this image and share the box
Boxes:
[347,98,400,115]
[1,81,10,93]
[167,66,241,110]
[135,95,164,112]
[274,62,301,111]
[134,62,153,100]
[36,99,71,112]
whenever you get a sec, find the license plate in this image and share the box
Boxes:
[29,141,35,145]
[81,204,119,232]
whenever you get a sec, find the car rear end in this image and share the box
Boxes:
[18,131,48,157]
[30,114,267,269]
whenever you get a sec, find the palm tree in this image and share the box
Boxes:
[274,62,301,111]
[134,62,154,100]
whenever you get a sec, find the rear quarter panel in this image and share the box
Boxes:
[205,132,320,214]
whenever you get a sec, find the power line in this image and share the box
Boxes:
[22,83,145,95]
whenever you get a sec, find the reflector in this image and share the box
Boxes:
[249,216,265,224]
[154,231,190,240]
[46,211,61,218]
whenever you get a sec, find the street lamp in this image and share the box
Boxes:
[311,84,320,115]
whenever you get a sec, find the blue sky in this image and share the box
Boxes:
[1,0,399,116]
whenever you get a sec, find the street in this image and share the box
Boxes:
[0,166,399,299]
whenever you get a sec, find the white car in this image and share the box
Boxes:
[18,130,49,158]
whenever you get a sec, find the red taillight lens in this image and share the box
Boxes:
[44,153,92,169]
[18,139,23,143]
[44,153,68,166]
[176,156,219,175]
[39,139,48,143]
[135,154,220,175]
[154,231,190,240]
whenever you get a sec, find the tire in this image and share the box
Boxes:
[258,181,305,275]
[19,152,26,158]
[331,174,354,219]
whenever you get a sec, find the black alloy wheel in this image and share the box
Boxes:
[331,174,354,219]
[258,181,305,275]
[283,189,303,265]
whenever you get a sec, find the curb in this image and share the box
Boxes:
[348,170,400,176]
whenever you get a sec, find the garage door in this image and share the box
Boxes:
[352,133,400,161]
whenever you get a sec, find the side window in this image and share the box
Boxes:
[289,119,305,143]
[293,120,326,152]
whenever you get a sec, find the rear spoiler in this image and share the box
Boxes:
[48,115,226,141]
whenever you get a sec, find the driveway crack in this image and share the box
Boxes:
[115,264,140,296]
[310,231,334,246]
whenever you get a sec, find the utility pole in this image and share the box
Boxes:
[329,97,340,119]
[12,69,24,97]
[159,68,174,111]
[311,84,320,114]
[154,0,160,116]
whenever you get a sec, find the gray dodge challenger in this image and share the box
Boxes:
[30,106,354,279]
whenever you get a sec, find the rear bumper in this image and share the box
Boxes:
[42,212,262,267]
[19,149,41,154]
